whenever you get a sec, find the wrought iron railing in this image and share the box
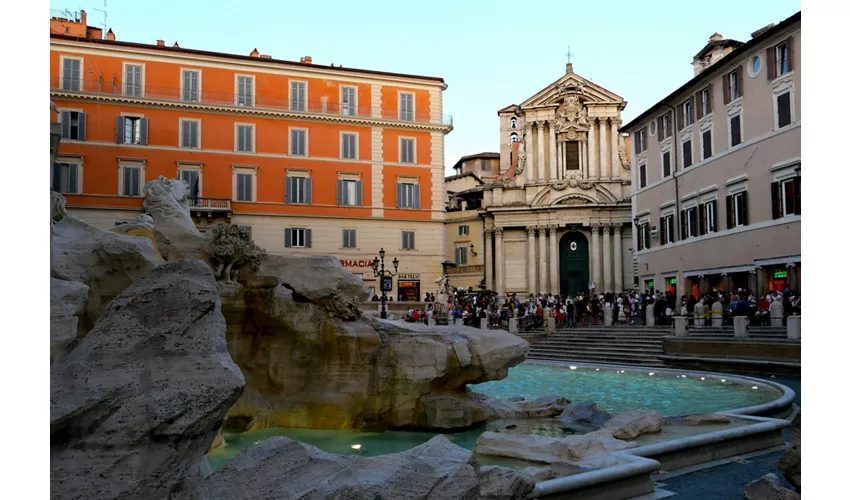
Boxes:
[189,197,231,211]
[50,77,453,126]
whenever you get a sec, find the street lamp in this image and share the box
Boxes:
[372,248,399,319]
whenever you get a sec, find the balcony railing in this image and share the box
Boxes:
[51,77,453,127]
[190,197,231,211]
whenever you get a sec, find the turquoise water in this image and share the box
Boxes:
[470,362,780,417]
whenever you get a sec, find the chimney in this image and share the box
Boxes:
[80,9,87,27]
[250,48,260,57]
[156,39,165,46]
[106,28,115,41]
[300,56,313,64]
[709,32,723,42]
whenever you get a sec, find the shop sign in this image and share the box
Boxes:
[668,278,677,285]
[340,259,375,268]
[773,270,788,279]
[646,280,655,288]
[380,276,393,292]
[398,273,420,280]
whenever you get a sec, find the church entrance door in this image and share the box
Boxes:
[559,232,590,297]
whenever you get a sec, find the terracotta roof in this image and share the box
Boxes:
[49,34,447,85]
[693,38,744,60]
[451,152,500,171]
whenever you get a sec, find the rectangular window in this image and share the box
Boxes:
[180,119,200,149]
[661,114,670,139]
[777,92,792,128]
[60,111,86,141]
[121,165,142,196]
[636,222,649,251]
[638,163,646,188]
[481,159,490,171]
[402,230,416,250]
[285,228,311,248]
[683,100,693,126]
[341,132,357,159]
[776,42,790,76]
[290,81,306,112]
[342,229,357,249]
[565,141,580,170]
[337,179,361,206]
[237,76,254,107]
[726,191,749,228]
[341,86,357,116]
[52,162,80,194]
[730,115,742,147]
[702,129,712,160]
[772,176,800,218]
[124,64,143,97]
[61,57,81,91]
[285,176,312,204]
[729,70,741,100]
[682,140,693,168]
[662,151,671,178]
[456,246,469,266]
[400,138,415,164]
[235,172,254,202]
[458,225,470,236]
[699,200,717,235]
[684,206,698,238]
[397,182,420,209]
[660,214,674,245]
[182,70,200,102]
[117,116,147,145]
[637,128,646,153]
[290,129,307,156]
[701,88,711,116]
[179,169,200,195]
[399,92,414,121]
[236,125,254,152]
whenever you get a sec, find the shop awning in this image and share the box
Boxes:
[683,265,756,277]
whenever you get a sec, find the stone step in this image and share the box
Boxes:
[529,346,664,359]
[542,337,666,344]
[533,341,664,351]
[528,353,665,367]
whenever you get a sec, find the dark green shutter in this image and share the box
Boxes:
[771,181,781,219]
[116,116,125,143]
[660,219,667,245]
[396,183,402,208]
[336,179,343,205]
[725,195,734,229]
[741,192,749,225]
[78,112,87,141]
[413,184,420,209]
[305,229,312,248]
[61,111,71,139]
[68,165,78,194]
[355,180,362,206]
[139,118,149,145]
[305,178,312,204]
[284,228,291,247]
[285,177,291,203]
[680,210,687,240]
[52,163,61,192]
[698,203,707,235]
[793,176,800,215]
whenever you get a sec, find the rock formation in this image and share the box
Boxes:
[777,411,800,491]
[559,401,612,428]
[417,393,568,429]
[744,473,800,500]
[475,430,637,469]
[602,409,664,440]
[50,277,88,364]
[477,466,536,500]
[194,435,482,500]
[50,259,246,500]
[110,214,161,256]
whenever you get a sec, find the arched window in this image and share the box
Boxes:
[510,117,518,129]
[510,133,519,143]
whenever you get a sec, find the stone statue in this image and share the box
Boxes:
[554,95,589,135]
[142,175,199,235]
[618,135,631,170]
[51,191,68,225]
[209,222,268,283]
[434,275,452,314]
[515,129,527,176]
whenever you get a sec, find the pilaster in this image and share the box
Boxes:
[527,227,537,295]
[371,126,384,217]
[548,224,559,295]
[371,84,382,119]
[613,224,623,293]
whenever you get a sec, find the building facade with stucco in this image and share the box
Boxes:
[479,64,634,298]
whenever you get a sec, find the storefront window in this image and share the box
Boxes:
[398,281,421,302]
[666,277,677,296]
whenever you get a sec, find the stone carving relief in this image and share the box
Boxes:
[552,173,595,191]
[554,95,590,135]
[618,135,630,170]
[209,222,268,283]
[515,129,527,176]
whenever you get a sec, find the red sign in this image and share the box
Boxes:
[340,259,374,268]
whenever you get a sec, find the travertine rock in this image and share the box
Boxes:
[417,393,568,430]
[666,413,732,426]
[744,473,800,500]
[110,214,160,256]
[521,466,556,481]
[602,409,664,440]
[50,214,163,322]
[50,259,245,500]
[475,430,636,469]
[559,402,612,428]
[477,465,535,500]
[194,435,480,500]
[778,412,800,490]
[50,278,89,364]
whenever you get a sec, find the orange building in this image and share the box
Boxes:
[50,12,452,300]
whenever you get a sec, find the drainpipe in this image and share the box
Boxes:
[664,103,682,240]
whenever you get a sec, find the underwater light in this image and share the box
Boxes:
[752,386,758,390]
[700,377,705,381]
[681,375,687,378]
[721,379,726,383]
[569,366,577,370]
[648,372,655,376]
[351,444,362,450]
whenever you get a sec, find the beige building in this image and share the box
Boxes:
[621,11,801,298]
[478,64,633,298]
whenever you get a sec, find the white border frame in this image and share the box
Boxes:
[59,55,84,91]
[176,163,203,197]
[232,165,258,202]
[234,74,256,107]
[340,85,358,116]
[118,160,146,197]
[399,136,417,164]
[234,122,256,153]
[52,156,84,195]
[747,54,762,79]
[340,131,359,160]
[122,61,146,98]
[179,67,203,102]
[288,126,309,156]
[178,117,202,149]
[289,79,308,112]
[398,91,415,121]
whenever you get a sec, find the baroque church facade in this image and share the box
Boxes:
[481,63,634,297]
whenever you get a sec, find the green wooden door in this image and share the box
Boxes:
[559,232,589,297]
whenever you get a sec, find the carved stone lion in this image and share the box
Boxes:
[142,176,197,234]
[209,223,268,283]
[51,191,68,225]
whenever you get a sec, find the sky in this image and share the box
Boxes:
[51,0,801,173]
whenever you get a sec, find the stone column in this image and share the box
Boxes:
[590,224,601,293]
[549,225,559,296]
[599,119,610,179]
[610,118,621,179]
[484,229,493,291]
[494,229,504,296]
[537,122,546,181]
[549,123,558,180]
[602,224,612,293]
[588,118,597,178]
[525,125,535,183]
[527,227,537,295]
[613,224,623,293]
[539,227,549,294]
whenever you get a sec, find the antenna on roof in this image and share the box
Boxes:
[93,0,108,35]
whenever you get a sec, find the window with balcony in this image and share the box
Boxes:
[402,231,416,250]
[400,92,414,121]
[60,111,86,141]
[120,164,143,197]
[455,246,469,265]
[236,124,254,152]
[726,191,749,229]
[179,168,200,195]
[182,70,200,102]
[458,225,470,236]
[342,229,357,249]
[400,138,415,164]
[180,119,200,149]
[341,86,357,116]
[290,81,306,112]
[124,64,143,97]
[61,57,82,91]
[660,213,675,245]
[236,76,254,107]
[341,132,357,159]
[285,175,312,204]
[116,116,148,145]
[397,182,420,209]
[52,162,80,194]
[772,175,800,219]
[285,228,311,248]
[290,128,307,156]
[337,178,362,206]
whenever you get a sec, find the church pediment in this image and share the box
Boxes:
[519,67,624,109]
